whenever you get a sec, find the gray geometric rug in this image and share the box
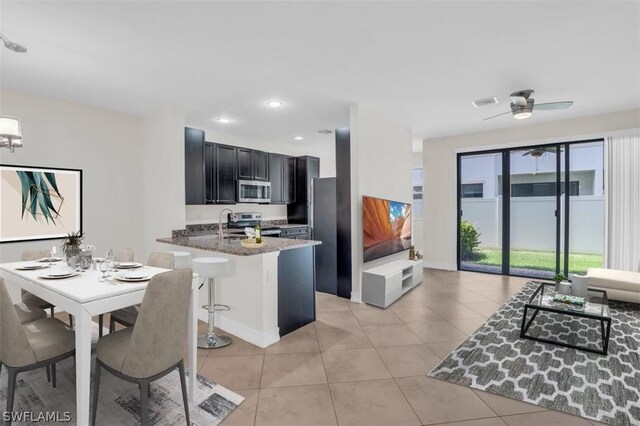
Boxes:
[0,324,244,425]
[429,281,640,426]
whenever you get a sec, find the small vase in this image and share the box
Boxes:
[570,274,589,298]
[558,281,572,295]
[65,245,81,260]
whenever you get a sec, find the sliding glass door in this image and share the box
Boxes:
[457,140,604,278]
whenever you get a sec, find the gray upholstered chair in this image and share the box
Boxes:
[108,252,175,333]
[14,303,47,324]
[0,279,76,424]
[20,250,55,316]
[114,248,135,263]
[92,269,192,426]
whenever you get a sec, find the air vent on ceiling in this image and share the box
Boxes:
[317,129,334,135]
[471,97,499,108]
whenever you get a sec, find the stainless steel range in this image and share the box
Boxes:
[227,212,282,237]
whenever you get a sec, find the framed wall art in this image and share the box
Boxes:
[0,164,82,243]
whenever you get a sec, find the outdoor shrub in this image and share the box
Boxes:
[460,219,482,261]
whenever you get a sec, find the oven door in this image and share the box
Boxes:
[238,180,271,203]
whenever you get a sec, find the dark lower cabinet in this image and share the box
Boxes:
[185,128,205,204]
[215,144,237,204]
[278,246,316,336]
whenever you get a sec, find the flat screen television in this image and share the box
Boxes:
[362,195,412,263]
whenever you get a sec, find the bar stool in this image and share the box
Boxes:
[171,251,192,270]
[193,257,232,349]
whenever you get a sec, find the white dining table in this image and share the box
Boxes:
[0,261,199,426]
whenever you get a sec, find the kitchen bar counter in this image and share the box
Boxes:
[157,235,319,256]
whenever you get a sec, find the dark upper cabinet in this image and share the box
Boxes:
[204,142,215,204]
[185,127,205,204]
[284,156,296,203]
[269,153,285,204]
[254,150,269,181]
[215,144,238,204]
[237,148,269,181]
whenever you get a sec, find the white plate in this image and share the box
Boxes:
[115,274,151,282]
[39,272,79,280]
[38,257,64,263]
[16,264,49,271]
[115,262,143,269]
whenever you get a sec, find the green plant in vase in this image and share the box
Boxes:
[553,273,567,292]
[61,231,84,259]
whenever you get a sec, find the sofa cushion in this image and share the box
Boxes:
[587,268,640,293]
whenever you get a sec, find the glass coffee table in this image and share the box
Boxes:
[520,282,612,355]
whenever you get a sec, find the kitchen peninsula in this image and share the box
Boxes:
[157,234,320,348]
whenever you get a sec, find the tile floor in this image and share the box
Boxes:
[197,269,604,426]
[61,268,604,425]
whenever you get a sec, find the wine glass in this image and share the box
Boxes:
[50,246,57,266]
[99,260,110,281]
[106,248,115,271]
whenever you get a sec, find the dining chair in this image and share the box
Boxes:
[1,279,76,425]
[114,248,135,262]
[20,250,55,316]
[92,269,192,426]
[107,252,175,334]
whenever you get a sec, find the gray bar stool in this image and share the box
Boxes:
[193,257,232,348]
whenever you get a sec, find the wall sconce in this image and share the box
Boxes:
[0,116,23,153]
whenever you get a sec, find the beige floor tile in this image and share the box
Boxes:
[265,323,319,354]
[221,388,259,426]
[464,301,504,317]
[444,291,494,304]
[377,344,442,377]
[199,355,264,391]
[438,418,506,426]
[473,390,547,416]
[329,379,420,426]
[430,303,486,320]
[206,333,266,358]
[391,305,444,323]
[448,317,488,335]
[501,411,592,425]
[349,305,402,325]
[255,384,337,426]
[316,310,361,328]
[316,292,351,312]
[362,324,423,347]
[260,352,327,388]
[387,294,427,310]
[481,290,517,304]
[405,320,468,343]
[427,340,464,358]
[316,323,373,351]
[396,376,496,425]
[321,348,391,383]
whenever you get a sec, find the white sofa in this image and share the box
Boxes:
[586,268,640,303]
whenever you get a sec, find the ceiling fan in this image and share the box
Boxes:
[484,90,573,121]
[521,146,563,175]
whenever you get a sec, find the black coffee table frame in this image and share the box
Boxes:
[520,283,612,355]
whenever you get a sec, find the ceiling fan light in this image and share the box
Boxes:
[0,116,23,152]
[513,111,532,120]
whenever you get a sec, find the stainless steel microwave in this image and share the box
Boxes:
[237,180,271,203]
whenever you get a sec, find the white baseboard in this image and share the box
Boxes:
[350,292,362,304]
[422,261,457,271]
[198,308,280,348]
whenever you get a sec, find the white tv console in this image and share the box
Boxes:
[362,258,423,308]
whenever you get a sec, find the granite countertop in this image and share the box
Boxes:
[157,235,321,256]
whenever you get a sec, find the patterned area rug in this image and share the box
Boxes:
[429,281,640,426]
[0,323,243,425]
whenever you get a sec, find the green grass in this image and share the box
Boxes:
[473,248,603,275]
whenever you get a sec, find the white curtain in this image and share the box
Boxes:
[605,133,640,271]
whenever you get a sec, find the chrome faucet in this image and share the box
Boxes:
[218,208,234,245]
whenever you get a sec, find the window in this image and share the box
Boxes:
[412,168,423,219]
[511,181,579,197]
[461,183,484,198]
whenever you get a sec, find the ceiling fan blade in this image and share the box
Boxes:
[522,150,533,156]
[483,111,512,121]
[533,101,574,110]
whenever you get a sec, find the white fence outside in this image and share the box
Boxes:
[461,196,604,254]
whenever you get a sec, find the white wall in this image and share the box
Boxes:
[0,89,145,262]
[350,104,413,301]
[184,123,336,224]
[422,109,640,270]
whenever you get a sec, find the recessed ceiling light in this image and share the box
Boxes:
[216,117,232,124]
[294,136,304,141]
[266,100,284,108]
